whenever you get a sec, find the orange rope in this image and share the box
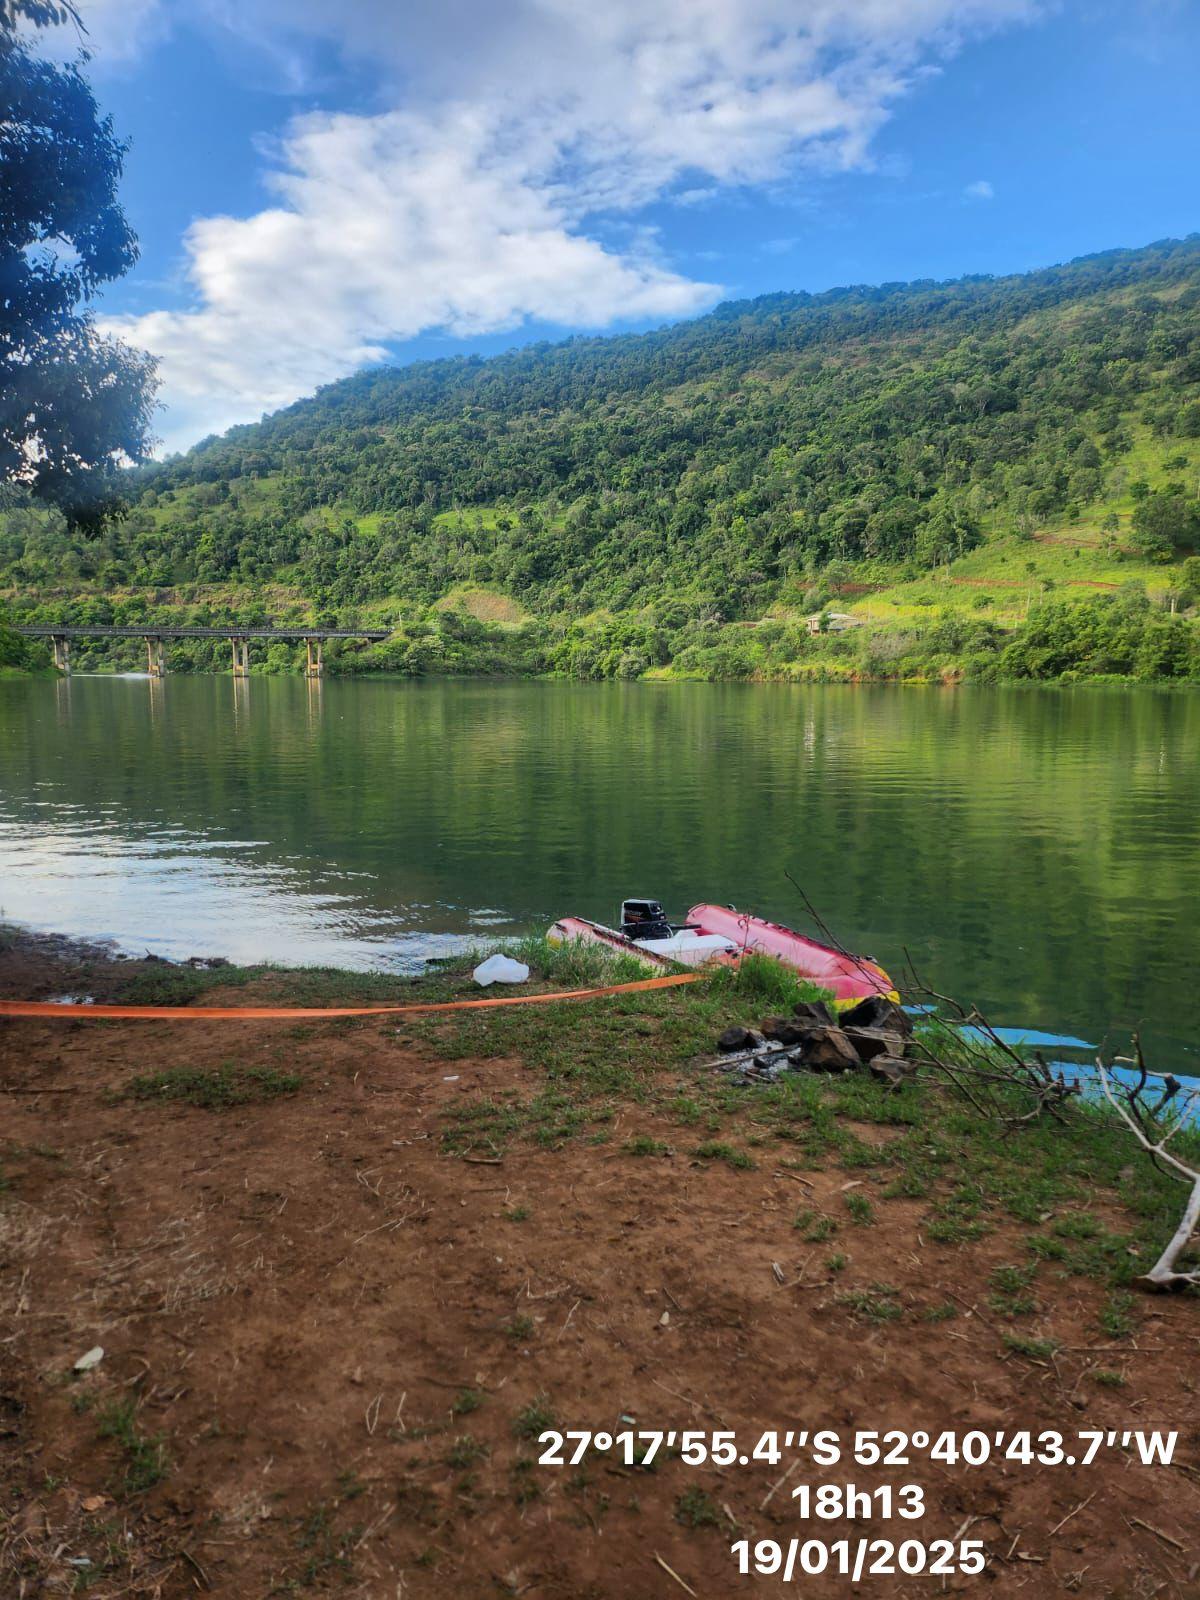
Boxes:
[0,970,701,1021]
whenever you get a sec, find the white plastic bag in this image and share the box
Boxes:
[472,954,530,987]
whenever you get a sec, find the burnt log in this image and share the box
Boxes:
[761,1016,807,1045]
[717,1025,761,1053]
[792,999,836,1028]
[838,996,913,1037]
[843,1027,908,1064]
[788,1026,861,1074]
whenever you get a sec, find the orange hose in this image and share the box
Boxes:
[0,970,701,1021]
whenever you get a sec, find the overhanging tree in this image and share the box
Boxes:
[0,0,157,529]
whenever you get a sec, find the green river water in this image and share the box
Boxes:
[1,675,1197,1071]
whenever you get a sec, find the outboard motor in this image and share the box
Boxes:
[620,898,672,941]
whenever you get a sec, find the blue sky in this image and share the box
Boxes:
[50,0,1200,452]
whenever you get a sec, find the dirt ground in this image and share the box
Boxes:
[2,935,1198,1599]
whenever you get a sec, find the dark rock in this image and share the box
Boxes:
[761,1015,805,1045]
[868,1054,919,1088]
[789,1026,861,1073]
[792,999,836,1027]
[838,996,913,1036]
[843,1027,907,1064]
[717,1025,760,1053]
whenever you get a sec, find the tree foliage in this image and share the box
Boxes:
[2,236,1199,682]
[0,0,157,527]
[47,235,1195,610]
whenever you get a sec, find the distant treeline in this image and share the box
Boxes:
[6,583,1196,685]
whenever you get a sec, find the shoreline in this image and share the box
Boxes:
[6,662,1199,688]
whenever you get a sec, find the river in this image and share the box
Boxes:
[2,674,1197,1072]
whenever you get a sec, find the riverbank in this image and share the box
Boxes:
[2,930,1197,1596]
[6,575,1200,684]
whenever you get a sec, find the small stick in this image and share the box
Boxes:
[654,1554,698,1596]
[1048,1491,1096,1538]
[650,1376,726,1424]
[761,1457,802,1509]
[1129,1516,1185,1552]
[178,1549,210,1589]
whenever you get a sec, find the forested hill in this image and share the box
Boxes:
[3,236,1200,683]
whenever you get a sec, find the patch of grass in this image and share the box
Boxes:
[96,1400,168,1495]
[693,1141,754,1170]
[836,1284,902,1324]
[127,1063,302,1109]
[500,935,650,989]
[989,1263,1038,1318]
[922,1301,958,1323]
[882,1170,931,1200]
[296,1503,358,1586]
[706,953,833,1013]
[452,1388,485,1417]
[1092,1368,1128,1388]
[512,1457,541,1506]
[446,1434,488,1470]
[1098,1290,1138,1340]
[826,1252,848,1274]
[1002,1333,1060,1360]
[843,1192,875,1225]
[674,1486,723,1529]
[793,1209,837,1242]
[112,964,256,1007]
[513,1394,555,1441]
[925,1200,991,1245]
[625,1135,669,1157]
[503,1314,534,1343]
[504,1205,530,1222]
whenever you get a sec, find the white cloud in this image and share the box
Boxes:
[964,178,996,199]
[83,0,1041,449]
[38,0,166,65]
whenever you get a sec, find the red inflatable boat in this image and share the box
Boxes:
[547,899,897,1008]
[687,904,898,1006]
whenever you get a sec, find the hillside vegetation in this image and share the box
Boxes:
[3,237,1200,682]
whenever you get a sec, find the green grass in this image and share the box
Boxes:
[127,1063,302,1108]
[1098,1290,1138,1340]
[96,1400,168,1494]
[675,1487,723,1529]
[693,1140,755,1171]
[836,1284,903,1324]
[843,1192,875,1225]
[989,1263,1038,1318]
[447,1434,489,1469]
[794,1209,837,1242]
[625,1135,670,1157]
[1002,1334,1060,1360]
[512,1395,555,1441]
[296,1503,358,1586]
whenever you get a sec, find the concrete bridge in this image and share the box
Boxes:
[15,624,390,679]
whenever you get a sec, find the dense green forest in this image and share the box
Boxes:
[3,236,1200,682]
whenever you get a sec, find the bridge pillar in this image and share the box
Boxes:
[145,636,166,677]
[305,637,324,678]
[51,635,71,674]
[231,637,250,678]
